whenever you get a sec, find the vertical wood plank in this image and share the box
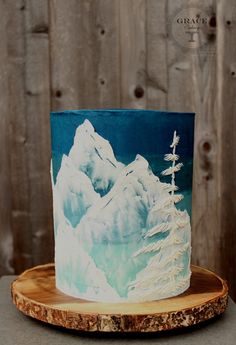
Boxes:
[167,0,194,111]
[189,0,221,274]
[119,0,146,108]
[146,0,168,109]
[49,0,120,111]
[6,0,32,273]
[25,0,53,266]
[0,0,14,275]
[218,0,236,301]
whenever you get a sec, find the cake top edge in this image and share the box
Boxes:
[50,109,195,117]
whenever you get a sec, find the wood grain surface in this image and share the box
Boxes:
[0,0,236,302]
[0,0,14,275]
[11,263,228,332]
[190,0,221,275]
[217,0,236,311]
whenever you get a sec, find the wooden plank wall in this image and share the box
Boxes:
[0,0,235,300]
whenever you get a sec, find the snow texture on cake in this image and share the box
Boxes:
[52,119,191,302]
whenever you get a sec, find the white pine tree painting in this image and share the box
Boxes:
[128,131,191,301]
[161,130,184,202]
[144,130,184,240]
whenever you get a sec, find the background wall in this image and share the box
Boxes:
[0,0,235,300]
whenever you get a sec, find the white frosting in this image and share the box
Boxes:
[52,120,191,302]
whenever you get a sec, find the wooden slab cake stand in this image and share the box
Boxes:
[11,264,228,332]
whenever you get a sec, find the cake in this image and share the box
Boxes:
[50,109,195,302]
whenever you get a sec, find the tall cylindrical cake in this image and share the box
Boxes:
[50,109,195,302]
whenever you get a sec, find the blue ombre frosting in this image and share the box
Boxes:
[50,109,194,302]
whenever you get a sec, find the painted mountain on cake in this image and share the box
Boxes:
[55,154,100,228]
[69,119,124,195]
[52,119,191,302]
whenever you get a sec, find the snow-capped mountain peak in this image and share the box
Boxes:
[81,118,94,133]
[68,119,124,195]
